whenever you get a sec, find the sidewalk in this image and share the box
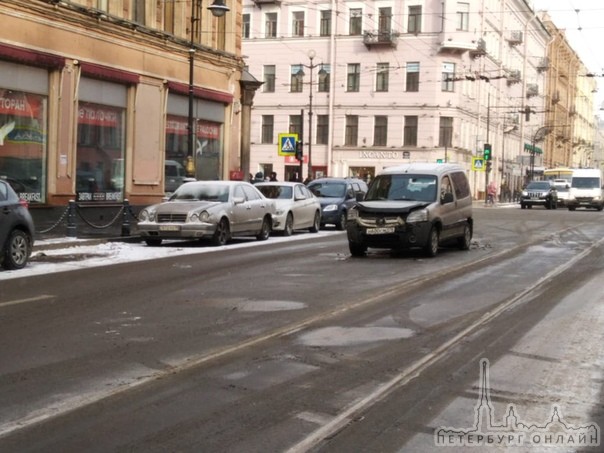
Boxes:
[33,234,141,252]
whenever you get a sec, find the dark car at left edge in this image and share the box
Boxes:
[0,179,35,270]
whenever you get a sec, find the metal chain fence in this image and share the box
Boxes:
[35,199,138,238]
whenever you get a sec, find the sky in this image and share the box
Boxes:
[531,0,604,113]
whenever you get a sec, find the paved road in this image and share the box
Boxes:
[1,206,603,451]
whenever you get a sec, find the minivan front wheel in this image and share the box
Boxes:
[458,224,472,250]
[424,227,439,257]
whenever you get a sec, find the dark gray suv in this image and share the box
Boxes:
[520,180,558,209]
[307,177,368,230]
[0,180,35,270]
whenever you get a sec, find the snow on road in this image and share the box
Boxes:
[1,231,341,281]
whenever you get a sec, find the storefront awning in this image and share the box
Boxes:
[166,81,233,104]
[0,43,65,69]
[79,62,140,85]
[524,143,543,154]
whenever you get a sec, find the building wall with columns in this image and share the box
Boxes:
[0,0,244,212]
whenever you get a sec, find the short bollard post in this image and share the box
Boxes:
[66,200,77,237]
[121,199,131,237]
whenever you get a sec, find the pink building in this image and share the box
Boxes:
[243,0,550,196]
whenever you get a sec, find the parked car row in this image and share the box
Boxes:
[3,163,477,270]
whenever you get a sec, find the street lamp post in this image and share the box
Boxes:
[186,0,230,178]
[296,50,326,182]
[307,50,315,181]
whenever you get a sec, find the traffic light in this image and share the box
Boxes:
[483,143,492,161]
[486,160,492,173]
[295,141,303,161]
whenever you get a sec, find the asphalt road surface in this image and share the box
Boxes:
[1,206,603,452]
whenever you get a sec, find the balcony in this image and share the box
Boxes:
[537,57,549,73]
[363,30,398,49]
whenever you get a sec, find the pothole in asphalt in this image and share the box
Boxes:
[297,326,414,347]
[236,300,307,312]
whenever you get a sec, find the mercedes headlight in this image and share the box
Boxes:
[190,211,210,222]
[139,209,155,222]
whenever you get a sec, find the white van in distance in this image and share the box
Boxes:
[566,168,604,211]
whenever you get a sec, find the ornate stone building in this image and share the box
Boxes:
[0,0,246,224]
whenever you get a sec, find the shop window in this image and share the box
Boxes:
[164,115,222,182]
[0,89,47,203]
[76,102,125,202]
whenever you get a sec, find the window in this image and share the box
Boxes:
[291,65,303,92]
[406,62,420,92]
[133,0,145,24]
[376,63,389,92]
[262,115,274,144]
[378,7,392,35]
[345,115,359,146]
[293,11,305,37]
[320,10,331,36]
[265,13,277,38]
[408,5,422,33]
[347,64,360,92]
[350,8,362,35]
[263,65,276,92]
[404,116,418,146]
[439,117,453,147]
[374,116,388,146]
[317,115,329,144]
[243,14,250,38]
[442,63,455,92]
[457,2,470,31]
[289,115,302,138]
[164,0,175,34]
[318,64,330,92]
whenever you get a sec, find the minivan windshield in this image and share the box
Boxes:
[572,177,600,189]
[365,174,437,202]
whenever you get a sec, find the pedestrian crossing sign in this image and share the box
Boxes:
[278,133,298,156]
[472,157,485,172]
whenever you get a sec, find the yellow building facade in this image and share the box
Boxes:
[0,0,244,213]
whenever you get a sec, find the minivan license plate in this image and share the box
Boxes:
[366,227,395,235]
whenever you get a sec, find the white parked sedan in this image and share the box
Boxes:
[255,182,321,236]
[138,180,275,246]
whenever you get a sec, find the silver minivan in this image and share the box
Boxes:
[347,163,473,257]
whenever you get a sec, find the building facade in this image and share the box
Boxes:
[540,12,597,170]
[0,0,245,220]
[242,0,600,196]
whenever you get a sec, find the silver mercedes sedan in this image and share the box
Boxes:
[137,180,275,246]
